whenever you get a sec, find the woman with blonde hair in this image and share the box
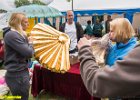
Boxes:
[77,18,140,98]
[4,13,34,100]
[106,18,137,66]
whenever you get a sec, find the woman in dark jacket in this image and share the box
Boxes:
[4,13,34,100]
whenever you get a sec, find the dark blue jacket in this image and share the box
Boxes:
[4,30,34,72]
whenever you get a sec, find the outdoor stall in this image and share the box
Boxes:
[50,0,140,31]
[31,63,100,100]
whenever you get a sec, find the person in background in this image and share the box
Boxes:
[84,20,93,40]
[59,10,83,53]
[105,15,112,33]
[4,13,34,100]
[93,18,103,37]
[134,28,140,40]
[77,18,140,99]
[106,18,137,66]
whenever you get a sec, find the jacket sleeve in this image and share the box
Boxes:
[76,23,84,41]
[78,44,140,98]
[59,23,65,32]
[4,32,34,58]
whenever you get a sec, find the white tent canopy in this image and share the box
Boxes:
[49,0,140,11]
[0,0,54,11]
[49,0,140,24]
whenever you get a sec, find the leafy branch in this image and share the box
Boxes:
[15,0,46,7]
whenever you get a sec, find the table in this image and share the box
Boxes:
[31,63,100,100]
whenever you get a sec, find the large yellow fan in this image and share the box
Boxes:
[31,23,70,73]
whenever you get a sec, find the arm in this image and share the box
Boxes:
[79,24,84,38]
[76,23,84,39]
[5,31,34,58]
[78,37,140,98]
[59,23,65,32]
[101,24,103,31]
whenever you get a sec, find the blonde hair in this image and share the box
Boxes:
[9,13,26,33]
[110,18,135,43]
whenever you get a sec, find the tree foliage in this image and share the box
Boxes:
[15,0,30,7]
[32,0,46,5]
[66,0,71,2]
[14,0,46,7]
[0,9,7,13]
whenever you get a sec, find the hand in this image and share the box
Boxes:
[77,37,91,50]
[28,36,36,44]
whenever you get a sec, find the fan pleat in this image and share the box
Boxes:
[31,23,70,73]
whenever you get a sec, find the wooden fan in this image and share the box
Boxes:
[31,23,70,73]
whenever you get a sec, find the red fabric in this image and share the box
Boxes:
[68,63,80,74]
[0,42,4,60]
[31,63,100,100]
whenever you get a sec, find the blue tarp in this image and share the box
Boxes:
[62,8,140,23]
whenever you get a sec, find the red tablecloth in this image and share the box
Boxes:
[31,63,100,100]
[0,41,4,60]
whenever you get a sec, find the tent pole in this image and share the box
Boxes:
[72,0,73,11]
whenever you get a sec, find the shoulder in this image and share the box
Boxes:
[126,37,137,47]
[5,31,18,38]
[123,43,140,59]
[134,43,140,48]
[4,31,20,41]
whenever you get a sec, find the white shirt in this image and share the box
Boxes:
[65,22,77,51]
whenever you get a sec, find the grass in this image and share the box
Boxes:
[29,89,69,100]
[0,62,71,100]
[1,80,69,100]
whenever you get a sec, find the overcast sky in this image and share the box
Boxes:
[1,0,140,11]
[0,0,15,10]
[49,0,140,11]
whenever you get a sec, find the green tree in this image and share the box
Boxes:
[66,0,71,2]
[32,0,46,5]
[15,0,30,7]
[14,0,46,7]
[0,9,7,13]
